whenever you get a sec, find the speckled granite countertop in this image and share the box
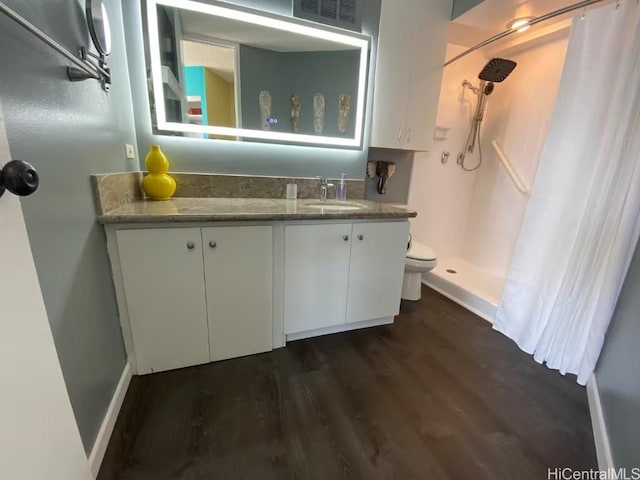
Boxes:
[98,197,416,224]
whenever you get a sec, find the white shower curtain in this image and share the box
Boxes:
[494,0,640,385]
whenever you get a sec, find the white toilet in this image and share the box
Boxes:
[402,238,437,301]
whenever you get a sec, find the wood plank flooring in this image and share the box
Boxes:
[98,286,596,479]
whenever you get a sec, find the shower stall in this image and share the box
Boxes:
[407,17,572,321]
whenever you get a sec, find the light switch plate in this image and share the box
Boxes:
[125,144,136,159]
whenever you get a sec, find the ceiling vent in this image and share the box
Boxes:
[294,0,361,31]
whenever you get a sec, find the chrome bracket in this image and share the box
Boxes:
[462,80,480,95]
[67,47,111,92]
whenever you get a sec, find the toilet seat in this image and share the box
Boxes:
[405,256,437,271]
[407,241,436,261]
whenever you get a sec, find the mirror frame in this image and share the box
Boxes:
[86,0,112,56]
[146,0,371,148]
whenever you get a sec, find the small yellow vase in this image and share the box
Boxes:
[142,145,176,200]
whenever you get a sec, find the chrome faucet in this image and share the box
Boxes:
[316,176,334,202]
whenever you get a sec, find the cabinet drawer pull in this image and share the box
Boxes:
[186,242,195,250]
[209,241,217,248]
[343,235,349,241]
[357,234,364,240]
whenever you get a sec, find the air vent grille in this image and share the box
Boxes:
[320,0,338,19]
[301,0,317,14]
[338,0,355,23]
[294,0,361,31]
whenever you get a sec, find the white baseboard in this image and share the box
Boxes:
[586,374,614,470]
[88,362,132,478]
[285,317,394,342]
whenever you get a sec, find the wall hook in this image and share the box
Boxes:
[0,160,39,198]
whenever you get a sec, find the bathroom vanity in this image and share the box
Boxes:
[96,179,415,375]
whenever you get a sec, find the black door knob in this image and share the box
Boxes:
[0,160,39,197]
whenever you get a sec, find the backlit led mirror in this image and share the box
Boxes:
[145,0,370,147]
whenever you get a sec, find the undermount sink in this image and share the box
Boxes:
[306,202,364,211]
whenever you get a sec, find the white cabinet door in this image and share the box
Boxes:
[347,221,409,323]
[405,0,452,151]
[117,228,210,374]
[202,226,273,361]
[370,0,451,151]
[370,0,412,149]
[284,223,352,334]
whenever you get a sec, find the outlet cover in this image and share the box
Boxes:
[125,144,136,159]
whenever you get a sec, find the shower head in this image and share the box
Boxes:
[478,58,517,82]
[460,58,516,171]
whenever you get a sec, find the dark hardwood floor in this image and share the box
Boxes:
[98,286,597,480]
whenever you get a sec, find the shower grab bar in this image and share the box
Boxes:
[491,140,531,196]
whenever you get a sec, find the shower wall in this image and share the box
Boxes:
[409,30,570,285]
[407,44,486,259]
[462,32,569,277]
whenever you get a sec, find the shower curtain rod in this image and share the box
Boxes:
[444,0,610,67]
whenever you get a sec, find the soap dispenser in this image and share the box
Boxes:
[336,173,347,201]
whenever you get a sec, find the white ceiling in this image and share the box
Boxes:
[178,9,355,52]
[455,0,576,32]
[181,40,235,82]
[449,0,612,46]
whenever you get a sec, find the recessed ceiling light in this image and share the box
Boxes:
[508,17,533,32]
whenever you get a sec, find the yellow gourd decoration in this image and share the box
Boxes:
[142,145,176,200]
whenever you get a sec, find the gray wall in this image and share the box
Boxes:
[123,0,382,179]
[238,46,289,132]
[365,148,414,204]
[594,241,640,468]
[239,47,360,137]
[0,0,136,451]
[451,0,484,19]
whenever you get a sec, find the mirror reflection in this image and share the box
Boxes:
[146,0,369,147]
[182,39,238,138]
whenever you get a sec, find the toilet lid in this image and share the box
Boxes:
[407,241,437,261]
